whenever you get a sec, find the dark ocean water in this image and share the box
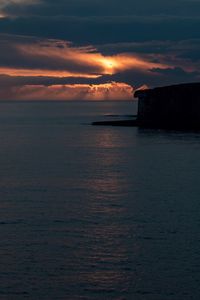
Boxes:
[0,100,200,299]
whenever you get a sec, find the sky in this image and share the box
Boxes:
[0,0,200,100]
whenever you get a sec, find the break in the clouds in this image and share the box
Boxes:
[0,0,200,100]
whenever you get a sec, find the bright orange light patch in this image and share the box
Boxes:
[96,57,119,74]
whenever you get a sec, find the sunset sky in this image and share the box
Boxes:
[0,0,200,100]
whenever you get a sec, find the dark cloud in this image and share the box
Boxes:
[100,67,200,88]
[3,0,200,17]
[0,74,102,87]
[1,1,200,46]
[1,15,200,44]
[98,40,196,55]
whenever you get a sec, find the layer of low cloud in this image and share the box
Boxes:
[0,82,134,101]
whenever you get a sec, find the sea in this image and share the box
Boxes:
[0,100,200,300]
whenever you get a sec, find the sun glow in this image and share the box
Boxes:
[98,57,119,74]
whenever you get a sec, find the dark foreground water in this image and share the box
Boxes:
[0,100,200,299]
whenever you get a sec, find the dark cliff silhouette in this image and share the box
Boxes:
[92,82,200,129]
[135,82,200,129]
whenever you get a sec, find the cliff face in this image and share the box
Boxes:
[134,83,200,129]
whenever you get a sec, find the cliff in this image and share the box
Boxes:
[134,82,200,129]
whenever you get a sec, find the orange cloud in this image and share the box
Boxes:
[1,82,134,101]
[0,36,172,100]
[0,67,100,78]
[14,40,168,77]
[95,54,167,74]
